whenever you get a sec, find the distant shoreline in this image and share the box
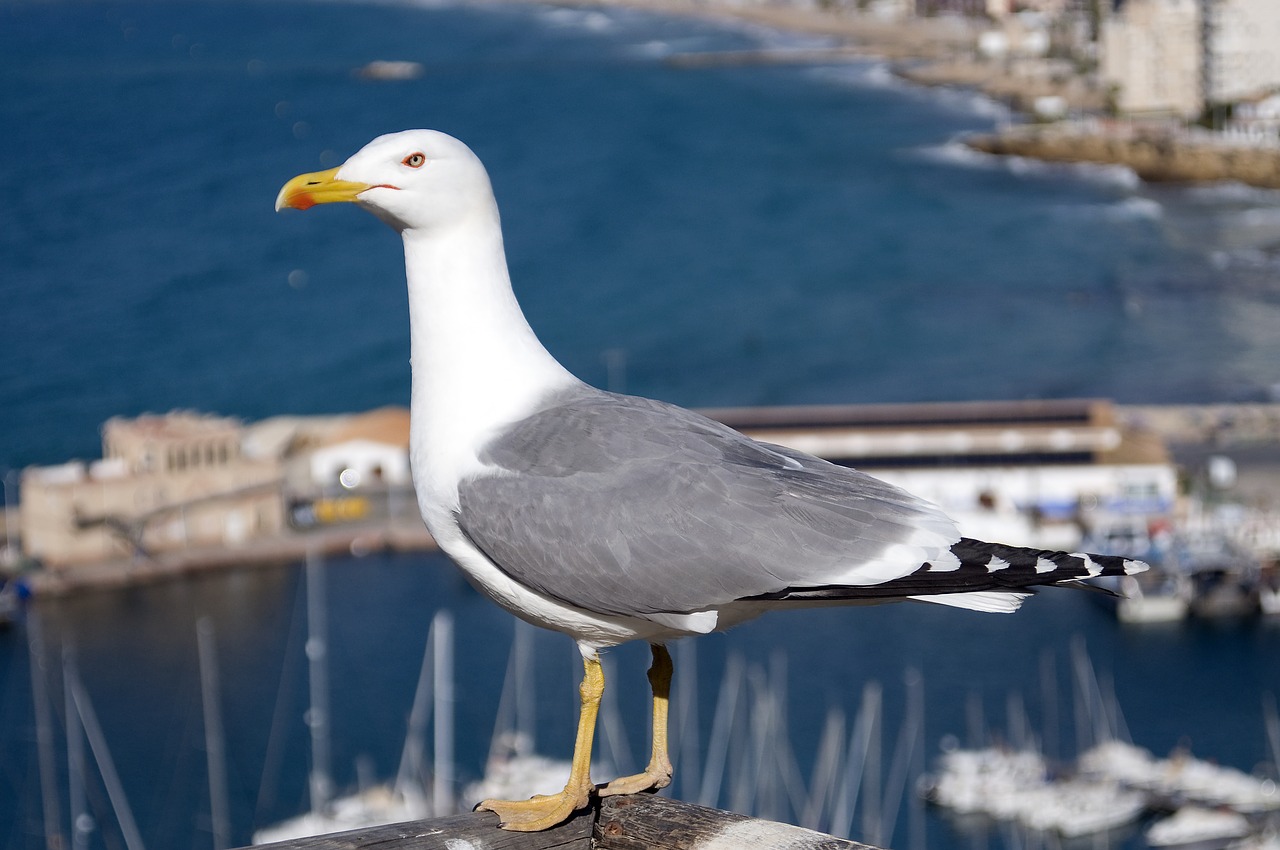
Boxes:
[534,0,1280,189]
[553,0,974,59]
[541,0,1090,110]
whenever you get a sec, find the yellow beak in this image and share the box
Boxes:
[275,167,373,212]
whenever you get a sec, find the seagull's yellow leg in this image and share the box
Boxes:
[478,652,604,831]
[598,643,674,797]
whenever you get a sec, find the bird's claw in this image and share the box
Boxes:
[597,757,673,797]
[476,784,594,832]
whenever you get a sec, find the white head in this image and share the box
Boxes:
[276,129,497,233]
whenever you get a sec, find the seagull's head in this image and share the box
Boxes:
[276,129,495,233]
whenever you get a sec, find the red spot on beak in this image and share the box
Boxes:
[291,193,317,211]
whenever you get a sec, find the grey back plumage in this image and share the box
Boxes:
[455,385,957,621]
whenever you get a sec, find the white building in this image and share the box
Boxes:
[304,407,412,490]
[1203,0,1280,104]
[1228,91,1280,140]
[1100,0,1202,118]
[309,439,411,489]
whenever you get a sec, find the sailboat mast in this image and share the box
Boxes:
[304,552,333,814]
[26,611,65,850]
[197,618,231,849]
[431,611,454,815]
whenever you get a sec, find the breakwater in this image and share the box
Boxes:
[967,124,1280,189]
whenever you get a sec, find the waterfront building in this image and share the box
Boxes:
[1099,0,1201,118]
[305,407,412,491]
[16,407,424,569]
[20,412,285,567]
[1201,0,1280,107]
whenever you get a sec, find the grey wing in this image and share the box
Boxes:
[455,387,960,621]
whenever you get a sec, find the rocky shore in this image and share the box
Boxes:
[967,124,1280,189]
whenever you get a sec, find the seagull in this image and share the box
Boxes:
[276,130,1147,831]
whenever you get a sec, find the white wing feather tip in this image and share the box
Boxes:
[909,591,1031,614]
[646,610,719,633]
[1069,553,1102,577]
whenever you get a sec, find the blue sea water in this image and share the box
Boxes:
[6,0,1280,474]
[2,1,1280,848]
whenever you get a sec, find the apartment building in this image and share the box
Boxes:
[1202,0,1280,105]
[1100,0,1201,117]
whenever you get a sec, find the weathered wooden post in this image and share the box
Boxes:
[241,795,883,850]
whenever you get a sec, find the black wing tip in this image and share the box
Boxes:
[951,538,1149,584]
[739,540,1149,605]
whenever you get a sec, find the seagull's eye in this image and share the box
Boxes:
[403,152,426,168]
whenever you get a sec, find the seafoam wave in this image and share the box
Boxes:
[1182,181,1280,206]
[927,85,1010,121]
[626,36,722,58]
[912,139,1144,192]
[909,139,1005,170]
[1211,247,1280,273]
[811,63,1011,121]
[1239,205,1280,224]
[740,20,838,51]
[1048,196,1163,223]
[537,5,618,32]
[809,60,902,90]
[1004,154,1141,190]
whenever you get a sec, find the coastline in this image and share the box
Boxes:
[551,0,1073,106]
[567,0,978,60]
[551,0,1280,189]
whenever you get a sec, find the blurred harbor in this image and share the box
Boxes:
[6,400,1279,623]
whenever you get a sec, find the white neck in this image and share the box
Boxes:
[402,204,579,509]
